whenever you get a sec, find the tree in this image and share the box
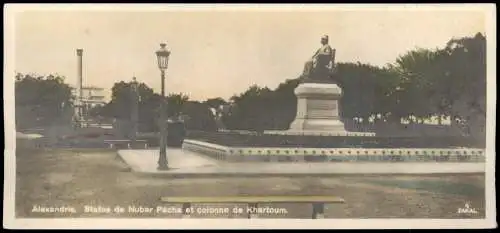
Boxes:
[92,32,486,140]
[204,97,228,110]
[390,48,443,122]
[223,85,274,130]
[15,73,74,129]
[166,93,189,118]
[268,78,300,129]
[441,33,486,137]
[202,97,229,130]
[218,32,486,134]
[385,32,486,140]
[101,80,162,132]
[181,101,217,131]
[332,61,404,126]
[337,63,377,122]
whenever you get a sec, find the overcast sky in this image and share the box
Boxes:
[13,5,487,101]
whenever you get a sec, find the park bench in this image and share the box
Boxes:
[104,139,149,149]
[160,195,345,219]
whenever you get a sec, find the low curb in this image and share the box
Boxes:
[132,170,486,179]
[116,149,486,179]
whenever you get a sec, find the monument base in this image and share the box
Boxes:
[289,82,346,133]
[289,119,346,132]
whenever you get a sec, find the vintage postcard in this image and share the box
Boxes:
[3,3,497,229]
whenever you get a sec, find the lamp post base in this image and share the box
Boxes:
[157,151,168,170]
[157,138,168,170]
[157,165,169,171]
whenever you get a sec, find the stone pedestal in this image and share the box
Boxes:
[289,82,346,132]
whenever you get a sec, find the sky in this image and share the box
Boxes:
[13,5,487,102]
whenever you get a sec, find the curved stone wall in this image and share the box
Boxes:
[182,139,485,163]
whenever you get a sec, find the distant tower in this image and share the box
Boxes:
[76,49,84,126]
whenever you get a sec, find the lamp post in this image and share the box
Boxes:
[131,77,139,142]
[156,43,170,170]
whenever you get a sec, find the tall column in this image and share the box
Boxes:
[76,49,83,124]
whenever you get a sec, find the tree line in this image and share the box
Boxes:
[222,32,486,138]
[15,33,486,139]
[15,74,74,129]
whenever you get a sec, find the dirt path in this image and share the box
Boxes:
[15,149,485,219]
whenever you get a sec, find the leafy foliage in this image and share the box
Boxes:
[15,74,74,129]
[217,33,486,137]
[30,33,484,139]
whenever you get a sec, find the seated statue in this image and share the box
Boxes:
[302,35,337,83]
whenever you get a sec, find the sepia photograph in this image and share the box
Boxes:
[3,4,496,229]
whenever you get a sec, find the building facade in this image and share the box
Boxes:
[71,86,107,108]
[71,86,107,125]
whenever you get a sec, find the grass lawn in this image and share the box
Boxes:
[15,148,485,219]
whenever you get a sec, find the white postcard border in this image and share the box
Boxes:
[3,3,497,229]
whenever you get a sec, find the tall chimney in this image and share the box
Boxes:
[76,49,83,120]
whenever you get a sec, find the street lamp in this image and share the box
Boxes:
[131,77,139,142]
[156,43,170,170]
